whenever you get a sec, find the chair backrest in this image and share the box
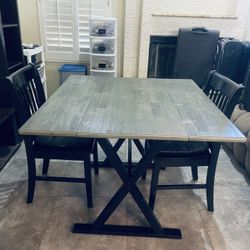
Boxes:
[5,64,46,127]
[203,70,244,118]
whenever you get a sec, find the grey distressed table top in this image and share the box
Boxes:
[19,76,246,143]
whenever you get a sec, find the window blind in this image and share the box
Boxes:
[39,0,111,61]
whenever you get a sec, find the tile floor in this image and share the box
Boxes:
[0,143,250,250]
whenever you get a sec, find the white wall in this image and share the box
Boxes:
[17,0,41,44]
[152,0,238,17]
[237,0,250,40]
[123,0,142,77]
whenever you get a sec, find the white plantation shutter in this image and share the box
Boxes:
[77,0,110,60]
[40,0,77,60]
[39,0,111,61]
[77,0,91,55]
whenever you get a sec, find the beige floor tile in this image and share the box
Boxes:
[0,182,19,214]
[126,197,213,250]
[0,158,27,184]
[0,186,55,250]
[182,149,250,188]
[0,146,249,249]
[33,160,69,197]
[197,199,250,250]
[197,199,250,231]
[39,196,127,250]
[194,185,250,202]
[136,168,195,200]
[59,166,122,198]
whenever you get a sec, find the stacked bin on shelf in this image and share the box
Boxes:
[89,17,117,77]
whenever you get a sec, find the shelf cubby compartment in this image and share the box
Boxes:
[90,37,115,55]
[90,55,115,71]
[89,17,116,37]
[3,26,23,74]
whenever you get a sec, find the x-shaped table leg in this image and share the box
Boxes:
[73,138,182,239]
[101,139,144,168]
[101,139,125,166]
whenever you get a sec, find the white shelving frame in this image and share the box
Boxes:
[89,17,117,77]
[23,46,47,98]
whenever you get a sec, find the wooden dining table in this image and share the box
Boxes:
[19,75,246,239]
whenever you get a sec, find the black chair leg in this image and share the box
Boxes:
[206,164,216,212]
[84,155,93,208]
[26,156,36,204]
[42,158,50,175]
[191,165,198,181]
[93,141,99,175]
[206,143,220,212]
[206,185,214,212]
[149,161,161,210]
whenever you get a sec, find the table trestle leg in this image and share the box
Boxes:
[72,138,182,239]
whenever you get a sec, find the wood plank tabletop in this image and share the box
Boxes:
[19,77,96,137]
[19,76,246,143]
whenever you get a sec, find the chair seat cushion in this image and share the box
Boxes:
[35,136,95,151]
[156,141,210,158]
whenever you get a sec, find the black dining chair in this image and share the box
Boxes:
[4,64,99,208]
[147,70,244,211]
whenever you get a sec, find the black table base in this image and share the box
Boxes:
[72,138,182,239]
[72,224,182,239]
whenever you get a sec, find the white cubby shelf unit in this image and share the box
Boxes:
[89,17,117,77]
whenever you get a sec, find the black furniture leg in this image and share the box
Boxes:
[191,165,198,181]
[133,139,144,156]
[84,154,93,208]
[101,139,125,166]
[128,139,132,176]
[24,137,36,204]
[93,141,99,175]
[73,139,182,239]
[92,185,128,228]
[206,142,221,212]
[133,139,147,179]
[130,184,163,234]
[149,161,161,210]
[42,158,50,175]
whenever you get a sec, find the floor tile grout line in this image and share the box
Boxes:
[0,182,18,216]
[194,198,215,250]
[37,160,68,249]
[166,182,215,248]
[37,196,58,250]
[54,161,70,198]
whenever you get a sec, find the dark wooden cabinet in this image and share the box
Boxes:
[0,0,24,77]
[0,0,23,146]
